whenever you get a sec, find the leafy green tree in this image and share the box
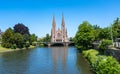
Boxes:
[92,25,101,41]
[44,33,51,42]
[13,33,24,48]
[69,37,74,42]
[30,34,37,43]
[13,23,30,35]
[75,21,95,50]
[1,28,14,48]
[112,18,120,41]
[98,27,111,40]
[98,39,112,54]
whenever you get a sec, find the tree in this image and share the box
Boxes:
[30,34,37,43]
[112,18,120,41]
[75,21,95,50]
[1,28,14,48]
[92,25,101,41]
[44,33,51,42]
[13,23,30,35]
[98,39,112,54]
[98,27,111,40]
[13,33,24,48]
[30,34,37,46]
[69,37,74,42]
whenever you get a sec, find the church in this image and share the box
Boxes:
[51,15,68,43]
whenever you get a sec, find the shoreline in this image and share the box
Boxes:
[0,45,37,53]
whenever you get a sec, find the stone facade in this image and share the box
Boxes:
[51,15,68,43]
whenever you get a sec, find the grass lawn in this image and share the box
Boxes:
[0,45,13,52]
[0,44,36,53]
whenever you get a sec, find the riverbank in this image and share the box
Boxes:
[82,49,120,74]
[0,45,36,53]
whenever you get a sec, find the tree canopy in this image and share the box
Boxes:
[75,21,95,50]
[14,23,30,35]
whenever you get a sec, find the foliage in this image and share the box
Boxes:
[92,25,101,41]
[39,43,44,47]
[69,37,74,42]
[83,49,99,64]
[98,28,111,40]
[24,41,30,48]
[1,23,37,49]
[98,39,112,53]
[13,33,24,48]
[1,28,14,48]
[45,33,51,42]
[112,18,120,41]
[13,23,30,35]
[75,21,95,50]
[30,34,37,44]
[83,49,120,74]
[32,42,37,46]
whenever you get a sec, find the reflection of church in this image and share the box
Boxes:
[51,15,68,42]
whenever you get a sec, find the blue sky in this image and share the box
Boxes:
[0,0,120,37]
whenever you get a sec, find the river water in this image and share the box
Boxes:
[0,47,92,74]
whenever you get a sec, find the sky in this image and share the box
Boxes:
[0,0,120,38]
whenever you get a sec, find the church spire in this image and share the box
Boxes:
[52,15,56,28]
[62,14,65,26]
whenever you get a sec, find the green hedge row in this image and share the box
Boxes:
[82,49,120,74]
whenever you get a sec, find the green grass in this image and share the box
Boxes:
[0,45,36,53]
[0,45,13,52]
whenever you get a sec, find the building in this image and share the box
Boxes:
[51,15,68,43]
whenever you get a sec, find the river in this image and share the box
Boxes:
[0,47,92,74]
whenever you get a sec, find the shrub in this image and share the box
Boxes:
[25,42,30,48]
[32,42,37,46]
[82,49,120,74]
[98,39,112,53]
[39,43,44,47]
[11,44,17,49]
[94,56,120,74]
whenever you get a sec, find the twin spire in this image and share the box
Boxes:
[52,14,65,28]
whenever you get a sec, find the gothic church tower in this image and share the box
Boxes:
[51,15,68,43]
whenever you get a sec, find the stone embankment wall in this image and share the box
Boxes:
[106,48,120,62]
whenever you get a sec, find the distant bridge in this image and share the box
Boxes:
[38,41,75,47]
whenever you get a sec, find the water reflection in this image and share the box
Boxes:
[52,47,68,74]
[0,50,31,74]
[76,52,92,74]
[0,47,92,74]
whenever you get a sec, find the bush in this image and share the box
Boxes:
[39,43,44,47]
[94,56,120,74]
[83,49,99,64]
[32,42,37,46]
[25,42,30,48]
[98,39,112,53]
[83,49,120,74]
[11,44,17,49]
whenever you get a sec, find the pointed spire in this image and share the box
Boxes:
[52,15,56,28]
[62,14,65,26]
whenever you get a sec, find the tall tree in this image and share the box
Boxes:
[14,23,30,35]
[92,25,101,41]
[98,27,111,40]
[45,33,51,42]
[112,18,120,41]
[30,33,37,45]
[13,33,24,48]
[1,28,14,48]
[75,21,95,50]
